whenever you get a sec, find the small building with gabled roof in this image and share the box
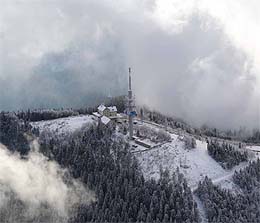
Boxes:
[97,104,118,117]
[107,106,117,117]
[100,116,111,125]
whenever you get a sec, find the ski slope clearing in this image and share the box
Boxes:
[31,115,96,135]
[135,133,247,189]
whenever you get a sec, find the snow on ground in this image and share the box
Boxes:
[31,115,256,223]
[30,115,96,135]
[246,145,260,153]
[134,133,246,189]
[31,115,253,191]
[212,161,249,194]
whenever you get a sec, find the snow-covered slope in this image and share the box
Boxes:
[134,132,249,190]
[135,134,227,188]
[30,114,257,223]
[31,115,251,191]
[30,115,96,135]
[246,145,260,153]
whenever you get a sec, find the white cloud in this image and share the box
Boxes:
[150,0,198,33]
[0,140,95,221]
[1,0,260,129]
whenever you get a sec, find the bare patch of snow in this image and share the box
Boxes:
[30,115,96,135]
[136,134,231,188]
[246,145,260,154]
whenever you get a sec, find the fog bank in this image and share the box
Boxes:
[0,140,95,222]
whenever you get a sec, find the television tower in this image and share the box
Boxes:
[128,67,134,139]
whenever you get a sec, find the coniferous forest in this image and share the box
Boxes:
[0,111,199,222]
[3,110,260,222]
[0,112,32,155]
[207,141,248,169]
[39,124,199,222]
[196,159,260,223]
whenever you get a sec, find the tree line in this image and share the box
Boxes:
[39,124,199,222]
[0,112,34,155]
[207,141,248,169]
[14,96,126,122]
[196,176,260,223]
[233,159,260,192]
[0,111,199,222]
[196,159,260,223]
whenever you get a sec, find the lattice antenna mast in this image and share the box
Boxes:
[128,67,134,139]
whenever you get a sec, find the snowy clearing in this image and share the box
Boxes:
[30,115,96,135]
[246,145,260,153]
[134,131,249,190]
[31,115,254,192]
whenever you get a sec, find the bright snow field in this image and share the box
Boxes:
[134,133,246,190]
[30,115,96,135]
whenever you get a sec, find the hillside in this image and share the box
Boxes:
[29,113,260,222]
[31,114,256,191]
[30,115,95,135]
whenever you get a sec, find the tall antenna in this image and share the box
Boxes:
[128,67,134,139]
[129,67,132,91]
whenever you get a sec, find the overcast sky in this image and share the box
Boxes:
[1,0,260,130]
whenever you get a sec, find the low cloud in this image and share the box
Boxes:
[0,140,95,222]
[131,14,259,130]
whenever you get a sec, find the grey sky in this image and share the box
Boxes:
[0,0,260,130]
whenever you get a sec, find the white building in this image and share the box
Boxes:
[97,104,117,117]
[97,104,108,116]
[107,106,117,117]
[100,116,111,125]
